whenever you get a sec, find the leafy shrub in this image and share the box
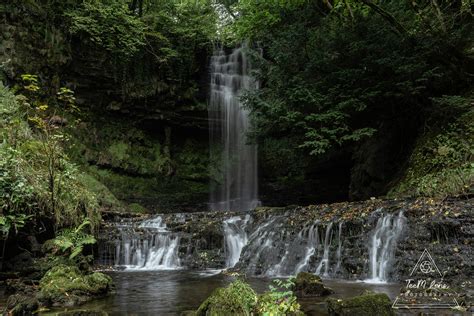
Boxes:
[255,278,302,315]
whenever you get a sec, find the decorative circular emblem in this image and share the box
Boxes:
[419,260,434,273]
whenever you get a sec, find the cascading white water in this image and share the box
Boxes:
[209,45,259,211]
[316,222,334,277]
[366,210,406,283]
[114,216,181,270]
[223,215,250,268]
[335,222,343,274]
[295,223,319,274]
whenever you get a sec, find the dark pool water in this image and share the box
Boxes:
[39,270,404,315]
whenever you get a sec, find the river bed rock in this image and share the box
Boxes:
[326,290,394,316]
[293,272,334,297]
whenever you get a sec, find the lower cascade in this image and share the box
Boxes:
[102,216,181,270]
[223,215,250,268]
[231,215,346,277]
[367,210,406,283]
[98,209,408,279]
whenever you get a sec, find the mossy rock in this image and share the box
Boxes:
[55,310,109,315]
[326,291,394,316]
[5,294,39,315]
[39,264,114,307]
[128,202,148,214]
[294,272,334,297]
[196,280,257,316]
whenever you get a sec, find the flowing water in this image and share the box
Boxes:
[223,215,250,268]
[208,45,259,211]
[33,271,401,316]
[366,210,406,283]
[102,216,181,270]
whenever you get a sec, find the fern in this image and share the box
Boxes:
[49,219,96,260]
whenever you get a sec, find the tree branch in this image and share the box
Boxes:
[359,0,408,36]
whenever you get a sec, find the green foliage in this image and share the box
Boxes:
[78,173,123,211]
[45,219,96,260]
[65,1,146,59]
[390,98,474,198]
[231,1,472,158]
[255,278,302,315]
[0,82,101,233]
[260,138,306,186]
[128,202,148,214]
[70,121,171,176]
[196,279,257,316]
[176,139,209,181]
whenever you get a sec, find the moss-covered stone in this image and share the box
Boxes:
[196,280,257,316]
[128,202,148,214]
[326,291,394,316]
[39,264,113,307]
[293,272,334,297]
[5,294,40,315]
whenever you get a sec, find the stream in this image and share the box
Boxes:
[39,270,401,315]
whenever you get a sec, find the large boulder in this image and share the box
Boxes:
[196,280,257,316]
[38,264,114,307]
[326,291,394,316]
[293,272,334,297]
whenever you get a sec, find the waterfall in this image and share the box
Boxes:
[366,210,406,283]
[316,222,334,277]
[209,45,259,211]
[295,223,319,274]
[335,222,343,274]
[223,215,250,268]
[113,216,181,270]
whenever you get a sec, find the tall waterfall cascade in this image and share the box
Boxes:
[109,216,181,270]
[366,210,406,283]
[209,45,260,211]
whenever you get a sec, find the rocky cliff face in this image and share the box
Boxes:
[97,198,473,284]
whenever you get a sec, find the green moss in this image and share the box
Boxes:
[128,202,148,214]
[196,280,257,316]
[326,291,394,316]
[87,166,207,210]
[175,139,209,181]
[78,173,124,211]
[389,103,474,198]
[66,119,210,210]
[293,272,334,297]
[39,264,113,306]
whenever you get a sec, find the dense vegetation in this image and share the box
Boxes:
[226,0,473,200]
[0,0,472,311]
